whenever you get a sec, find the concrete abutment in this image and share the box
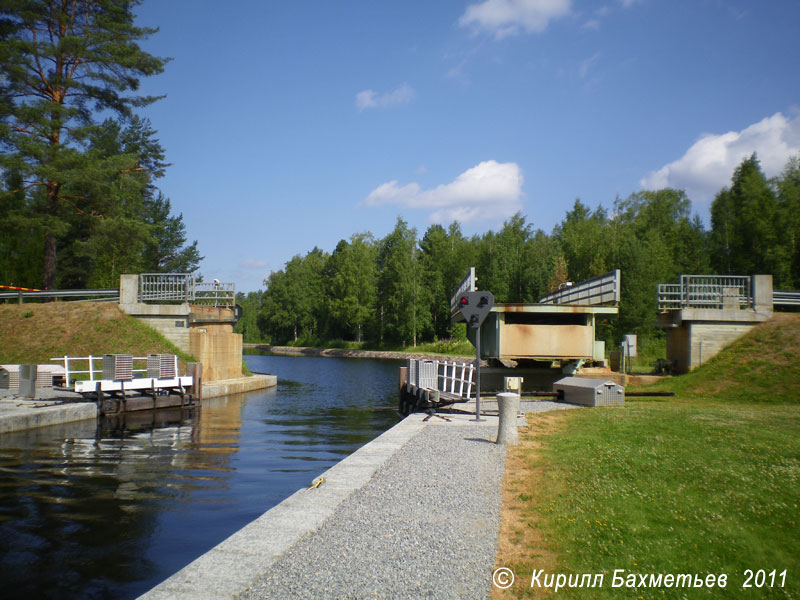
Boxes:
[119,274,243,381]
[658,274,774,373]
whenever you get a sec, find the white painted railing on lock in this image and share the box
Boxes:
[50,355,178,385]
[407,358,475,399]
[438,360,475,399]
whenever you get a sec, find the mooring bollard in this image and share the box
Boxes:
[19,364,38,399]
[496,392,520,446]
[187,362,203,400]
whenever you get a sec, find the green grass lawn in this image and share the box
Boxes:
[495,315,800,599]
[0,302,195,366]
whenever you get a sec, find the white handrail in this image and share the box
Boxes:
[50,355,178,385]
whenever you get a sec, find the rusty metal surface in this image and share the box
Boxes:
[499,324,593,359]
[493,303,617,315]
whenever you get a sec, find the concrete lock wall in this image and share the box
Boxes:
[189,329,242,381]
[136,314,192,349]
[188,306,243,381]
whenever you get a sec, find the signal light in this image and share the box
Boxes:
[456,290,494,329]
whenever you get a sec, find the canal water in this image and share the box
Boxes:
[0,354,401,600]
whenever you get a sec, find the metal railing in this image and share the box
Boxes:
[774,290,800,306]
[139,273,235,307]
[139,273,191,302]
[658,275,752,311]
[539,269,621,306]
[1,275,236,307]
[193,280,236,307]
[0,289,119,303]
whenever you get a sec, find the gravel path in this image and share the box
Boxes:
[239,421,506,600]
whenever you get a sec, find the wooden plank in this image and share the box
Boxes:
[99,393,195,414]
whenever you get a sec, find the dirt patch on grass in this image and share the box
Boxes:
[492,411,570,599]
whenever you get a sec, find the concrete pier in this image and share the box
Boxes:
[202,374,277,399]
[0,375,276,434]
[0,392,97,434]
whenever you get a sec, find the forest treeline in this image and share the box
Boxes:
[236,154,800,347]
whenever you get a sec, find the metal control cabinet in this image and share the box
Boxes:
[103,354,134,381]
[406,359,437,389]
[0,364,66,390]
[554,376,625,407]
[147,354,177,379]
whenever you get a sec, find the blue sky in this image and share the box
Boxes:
[133,0,800,292]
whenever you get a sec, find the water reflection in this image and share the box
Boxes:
[0,355,401,599]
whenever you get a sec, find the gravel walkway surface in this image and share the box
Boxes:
[239,420,506,600]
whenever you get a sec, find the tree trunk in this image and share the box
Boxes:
[43,184,60,290]
[43,232,57,290]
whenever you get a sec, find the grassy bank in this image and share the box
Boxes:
[495,314,800,599]
[0,302,195,365]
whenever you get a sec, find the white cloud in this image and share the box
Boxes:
[239,258,269,270]
[355,83,415,111]
[581,18,600,30]
[641,112,800,203]
[578,52,600,79]
[363,160,524,223]
[459,0,572,38]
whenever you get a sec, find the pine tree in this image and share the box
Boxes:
[774,155,800,288]
[0,0,167,288]
[710,154,779,276]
